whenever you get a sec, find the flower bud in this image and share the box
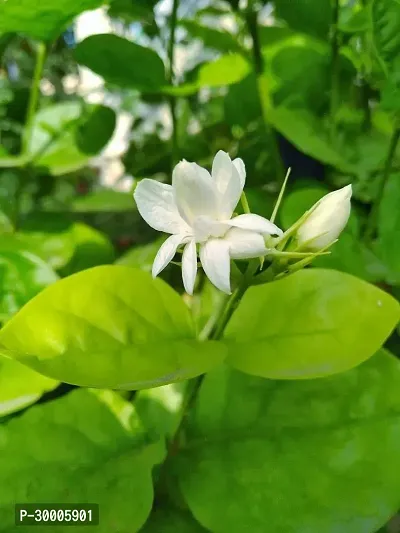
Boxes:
[296,185,352,251]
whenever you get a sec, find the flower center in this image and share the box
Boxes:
[192,215,229,243]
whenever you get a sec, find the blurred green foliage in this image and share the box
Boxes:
[0,0,400,531]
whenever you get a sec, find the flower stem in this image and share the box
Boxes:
[244,5,285,184]
[22,41,47,154]
[210,260,258,340]
[167,0,179,171]
[329,0,340,140]
[364,126,400,241]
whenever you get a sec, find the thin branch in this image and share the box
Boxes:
[22,42,47,154]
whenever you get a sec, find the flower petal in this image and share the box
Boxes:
[233,158,246,187]
[182,239,198,295]
[200,238,231,294]
[212,150,243,218]
[228,213,283,236]
[172,160,219,225]
[134,179,189,234]
[152,234,188,278]
[224,228,267,259]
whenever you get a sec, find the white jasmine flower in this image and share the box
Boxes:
[296,184,352,251]
[134,151,282,294]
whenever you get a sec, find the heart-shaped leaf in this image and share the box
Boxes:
[0,388,162,532]
[177,350,400,533]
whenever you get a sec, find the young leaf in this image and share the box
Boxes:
[177,350,400,533]
[0,266,226,389]
[223,269,399,379]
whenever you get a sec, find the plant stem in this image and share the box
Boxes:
[329,0,340,140]
[210,261,258,341]
[167,0,179,171]
[244,6,285,184]
[22,41,46,154]
[364,126,400,241]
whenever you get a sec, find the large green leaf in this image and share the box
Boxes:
[0,266,226,389]
[273,0,333,39]
[0,388,161,532]
[267,106,354,172]
[27,102,89,176]
[223,269,399,379]
[0,356,58,417]
[377,173,400,284]
[0,0,104,40]
[177,350,400,533]
[0,239,58,322]
[74,34,167,91]
[266,107,354,172]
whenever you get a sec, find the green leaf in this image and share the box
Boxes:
[0,266,226,389]
[74,34,167,91]
[273,0,333,39]
[377,173,400,284]
[0,388,162,532]
[196,54,250,88]
[141,506,208,533]
[27,102,89,176]
[224,73,261,128]
[60,222,115,276]
[136,382,187,441]
[72,189,135,212]
[258,26,294,47]
[339,6,369,33]
[0,0,104,40]
[16,212,76,270]
[371,0,400,76]
[177,350,400,533]
[116,237,166,272]
[223,269,399,379]
[267,107,355,172]
[76,105,117,155]
[0,356,58,417]
[266,36,331,112]
[0,239,58,322]
[180,20,242,53]
[165,54,251,96]
[108,0,158,24]
[314,232,388,283]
